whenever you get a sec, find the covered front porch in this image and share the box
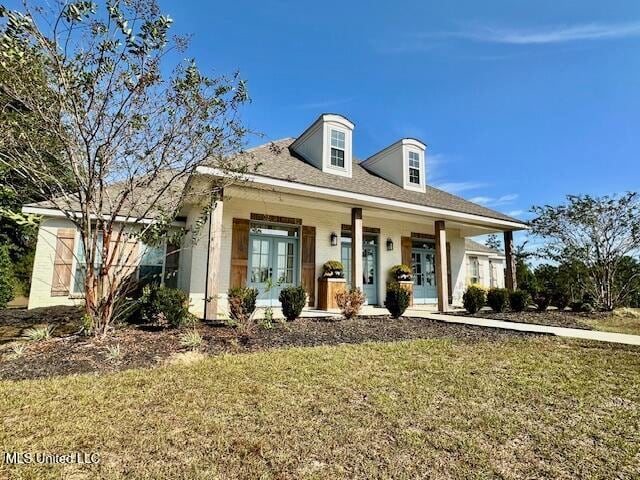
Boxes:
[185,183,523,320]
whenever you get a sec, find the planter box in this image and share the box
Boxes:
[388,280,414,307]
[318,277,347,310]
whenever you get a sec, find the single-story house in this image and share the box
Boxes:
[24,113,527,318]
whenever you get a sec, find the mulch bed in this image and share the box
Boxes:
[445,309,610,330]
[0,315,542,381]
[0,305,83,344]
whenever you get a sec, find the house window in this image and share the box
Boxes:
[408,151,421,184]
[468,256,480,285]
[330,129,345,168]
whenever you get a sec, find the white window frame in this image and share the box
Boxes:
[408,150,421,185]
[69,230,170,297]
[468,255,480,285]
[329,128,347,170]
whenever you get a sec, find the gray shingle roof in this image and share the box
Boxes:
[465,239,503,255]
[228,138,524,225]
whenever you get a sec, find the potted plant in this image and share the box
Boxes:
[322,260,344,278]
[390,264,412,282]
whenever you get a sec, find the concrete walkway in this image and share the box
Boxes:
[421,312,640,346]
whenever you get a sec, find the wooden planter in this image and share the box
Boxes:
[318,277,347,310]
[388,280,414,307]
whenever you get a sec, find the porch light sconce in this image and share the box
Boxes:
[330,232,338,246]
[386,238,394,251]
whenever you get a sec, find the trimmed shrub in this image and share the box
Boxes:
[0,245,15,308]
[463,285,486,314]
[227,287,258,321]
[140,286,193,328]
[487,288,510,313]
[279,285,307,321]
[510,290,531,312]
[335,288,365,320]
[533,292,552,312]
[552,292,569,311]
[385,284,411,318]
[581,303,594,313]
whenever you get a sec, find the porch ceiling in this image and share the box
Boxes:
[225,183,525,237]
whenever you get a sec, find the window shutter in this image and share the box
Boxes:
[401,237,412,266]
[51,229,76,296]
[230,218,249,289]
[301,225,316,307]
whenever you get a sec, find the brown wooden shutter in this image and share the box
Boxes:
[51,229,76,296]
[401,237,412,266]
[446,242,452,304]
[301,225,316,307]
[229,218,250,289]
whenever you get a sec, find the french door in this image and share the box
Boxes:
[248,235,298,305]
[341,238,378,305]
[411,248,437,304]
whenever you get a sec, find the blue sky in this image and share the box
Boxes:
[9,1,640,242]
[157,0,639,228]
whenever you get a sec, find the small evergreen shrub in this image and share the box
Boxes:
[487,288,510,313]
[0,245,15,308]
[463,285,486,314]
[335,288,366,320]
[385,284,411,318]
[140,286,193,328]
[534,292,552,312]
[553,292,569,311]
[279,285,307,321]
[227,287,258,320]
[510,290,530,312]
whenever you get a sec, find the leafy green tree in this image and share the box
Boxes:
[0,1,250,334]
[0,244,15,307]
[485,233,502,252]
[530,193,640,310]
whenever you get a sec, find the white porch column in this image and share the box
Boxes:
[204,191,224,320]
[504,230,517,291]
[351,207,363,292]
[435,220,449,312]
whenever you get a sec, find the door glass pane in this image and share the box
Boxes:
[341,243,351,286]
[425,253,435,286]
[250,239,270,283]
[412,252,423,285]
[363,249,375,285]
[275,241,294,284]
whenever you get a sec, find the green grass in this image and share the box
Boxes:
[584,308,640,335]
[1,337,639,479]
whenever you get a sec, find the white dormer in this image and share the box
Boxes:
[361,138,427,192]
[290,114,354,178]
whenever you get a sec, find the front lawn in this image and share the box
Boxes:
[1,337,639,479]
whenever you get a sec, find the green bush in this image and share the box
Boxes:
[279,285,306,321]
[533,292,552,312]
[385,284,411,318]
[322,260,344,278]
[227,287,258,320]
[510,290,531,312]
[0,245,15,308]
[552,292,569,311]
[487,288,509,313]
[139,286,193,328]
[570,301,594,313]
[463,285,486,314]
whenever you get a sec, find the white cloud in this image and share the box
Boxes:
[468,193,518,207]
[381,22,640,54]
[433,181,488,194]
[506,209,523,217]
[457,22,640,45]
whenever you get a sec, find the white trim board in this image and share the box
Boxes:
[22,206,187,227]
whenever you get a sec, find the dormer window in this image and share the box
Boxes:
[408,151,421,184]
[330,129,346,168]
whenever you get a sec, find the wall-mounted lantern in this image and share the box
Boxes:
[386,238,394,251]
[330,232,338,246]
